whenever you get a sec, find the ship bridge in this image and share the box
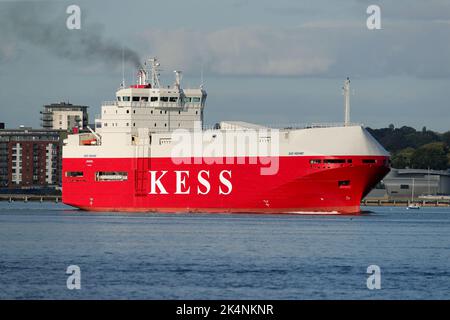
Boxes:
[96,58,207,138]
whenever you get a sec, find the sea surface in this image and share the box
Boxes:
[0,202,449,300]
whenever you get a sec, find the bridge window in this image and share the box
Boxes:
[310,159,321,164]
[192,97,201,103]
[169,97,178,102]
[184,97,191,103]
[400,184,409,189]
[132,96,140,102]
[141,97,148,102]
[363,159,377,164]
[123,96,130,101]
[150,97,158,102]
[160,97,169,102]
[95,171,128,182]
[117,97,121,101]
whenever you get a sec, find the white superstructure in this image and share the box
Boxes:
[95,58,206,147]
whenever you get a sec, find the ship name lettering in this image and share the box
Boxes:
[148,170,232,195]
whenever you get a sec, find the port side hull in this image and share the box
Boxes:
[62,155,389,214]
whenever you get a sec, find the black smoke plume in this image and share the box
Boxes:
[0,2,141,68]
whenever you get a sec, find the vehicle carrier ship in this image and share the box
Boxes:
[62,58,390,214]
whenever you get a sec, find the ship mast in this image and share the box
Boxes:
[148,57,161,88]
[343,77,351,126]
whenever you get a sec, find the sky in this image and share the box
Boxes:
[0,0,449,131]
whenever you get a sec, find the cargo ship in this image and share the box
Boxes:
[62,58,390,214]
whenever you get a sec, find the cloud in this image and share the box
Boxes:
[140,27,334,77]
[356,0,450,21]
[139,17,450,79]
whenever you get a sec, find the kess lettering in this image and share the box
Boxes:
[149,170,232,195]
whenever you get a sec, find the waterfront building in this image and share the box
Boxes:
[40,102,89,131]
[0,127,64,191]
[365,168,450,201]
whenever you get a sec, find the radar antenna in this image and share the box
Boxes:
[200,63,204,89]
[174,70,183,89]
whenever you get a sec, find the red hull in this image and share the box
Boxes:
[62,155,389,214]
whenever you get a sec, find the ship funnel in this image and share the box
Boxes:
[137,67,148,85]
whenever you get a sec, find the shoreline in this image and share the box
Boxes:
[1,194,450,208]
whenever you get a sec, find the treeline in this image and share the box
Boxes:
[366,125,450,170]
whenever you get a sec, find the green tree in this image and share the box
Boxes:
[410,142,449,170]
[442,131,450,147]
[391,147,415,168]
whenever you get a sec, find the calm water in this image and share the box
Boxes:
[0,202,449,299]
